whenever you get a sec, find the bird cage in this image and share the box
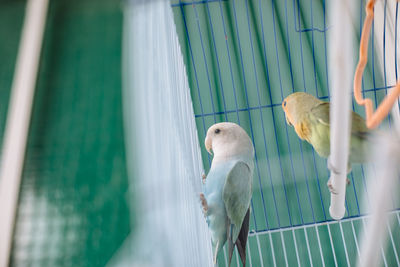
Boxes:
[2,0,400,266]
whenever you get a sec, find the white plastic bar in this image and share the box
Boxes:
[0,0,49,266]
[328,0,356,220]
[357,134,400,267]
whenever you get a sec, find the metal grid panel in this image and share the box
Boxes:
[172,0,400,266]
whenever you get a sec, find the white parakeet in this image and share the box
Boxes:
[200,122,254,266]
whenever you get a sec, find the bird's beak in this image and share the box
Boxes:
[285,115,292,126]
[205,135,212,154]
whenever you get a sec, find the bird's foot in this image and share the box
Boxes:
[327,178,351,194]
[328,157,352,175]
[327,179,337,194]
[327,157,352,193]
[199,193,208,216]
[202,173,206,184]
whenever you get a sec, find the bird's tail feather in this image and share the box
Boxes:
[213,240,220,265]
[236,208,250,267]
[228,223,234,267]
[227,208,250,267]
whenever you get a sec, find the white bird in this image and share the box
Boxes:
[200,122,254,266]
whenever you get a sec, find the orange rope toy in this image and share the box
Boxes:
[354,0,400,129]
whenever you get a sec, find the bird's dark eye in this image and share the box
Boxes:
[215,129,221,134]
[283,101,287,107]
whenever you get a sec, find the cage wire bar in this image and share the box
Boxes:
[108,0,213,266]
[171,0,400,266]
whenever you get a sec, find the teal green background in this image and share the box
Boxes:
[0,0,25,150]
[1,0,131,266]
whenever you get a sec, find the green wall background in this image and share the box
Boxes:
[0,0,131,266]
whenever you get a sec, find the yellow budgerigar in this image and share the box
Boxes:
[282,92,370,192]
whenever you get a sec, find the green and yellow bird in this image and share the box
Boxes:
[282,92,370,189]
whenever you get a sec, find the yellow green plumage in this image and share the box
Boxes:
[282,92,369,164]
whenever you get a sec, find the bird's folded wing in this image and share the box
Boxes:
[311,102,369,139]
[223,161,252,243]
[310,102,330,126]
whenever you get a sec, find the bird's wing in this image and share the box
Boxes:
[310,102,330,126]
[350,110,369,139]
[223,161,252,266]
[310,102,369,139]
